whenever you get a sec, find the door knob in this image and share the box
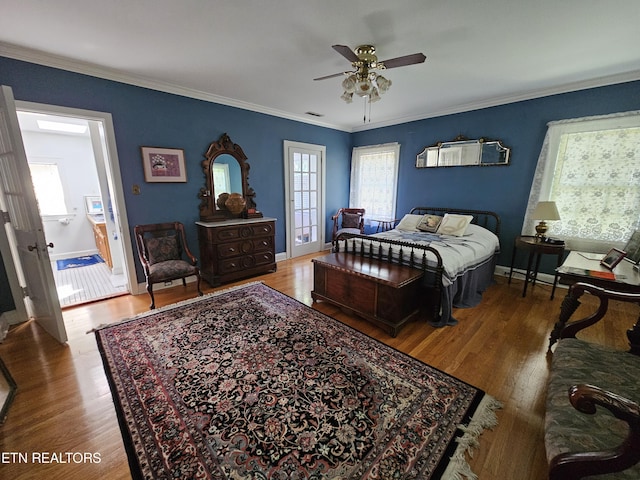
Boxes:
[27,244,37,251]
[47,243,54,248]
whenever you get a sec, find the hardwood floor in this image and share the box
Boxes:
[0,252,636,479]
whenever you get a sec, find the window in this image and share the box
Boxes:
[349,143,400,222]
[523,111,640,251]
[28,163,68,216]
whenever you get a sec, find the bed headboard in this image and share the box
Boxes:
[409,207,501,236]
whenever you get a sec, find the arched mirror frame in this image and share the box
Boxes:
[198,133,261,222]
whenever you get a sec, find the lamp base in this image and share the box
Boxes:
[535,221,548,239]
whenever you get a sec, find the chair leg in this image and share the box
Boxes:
[196,273,203,296]
[147,283,156,309]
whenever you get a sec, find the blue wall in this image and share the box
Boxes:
[0,56,352,283]
[2,55,640,284]
[353,80,640,267]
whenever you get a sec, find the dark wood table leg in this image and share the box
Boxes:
[551,251,563,300]
[533,252,542,287]
[523,250,535,297]
[508,242,517,285]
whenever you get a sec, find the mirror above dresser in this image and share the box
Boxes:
[198,133,262,221]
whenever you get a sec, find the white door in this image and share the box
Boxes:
[284,141,325,258]
[0,85,67,343]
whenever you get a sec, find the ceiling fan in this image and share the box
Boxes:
[314,44,426,104]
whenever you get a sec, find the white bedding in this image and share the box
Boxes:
[368,223,500,286]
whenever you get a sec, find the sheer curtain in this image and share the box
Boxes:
[349,143,400,222]
[523,110,640,252]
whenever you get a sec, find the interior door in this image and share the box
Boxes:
[0,85,67,343]
[284,141,325,258]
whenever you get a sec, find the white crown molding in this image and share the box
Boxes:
[3,42,640,134]
[0,42,352,132]
[353,70,640,132]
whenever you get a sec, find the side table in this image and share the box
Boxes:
[508,235,565,299]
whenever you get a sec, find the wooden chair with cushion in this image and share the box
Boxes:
[134,221,203,309]
[331,208,365,243]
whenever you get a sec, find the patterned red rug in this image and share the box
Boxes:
[96,282,500,479]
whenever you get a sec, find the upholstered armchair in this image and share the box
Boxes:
[331,208,365,243]
[134,222,203,309]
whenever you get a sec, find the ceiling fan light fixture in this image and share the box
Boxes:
[375,75,392,94]
[368,88,381,103]
[341,75,356,93]
[340,91,354,103]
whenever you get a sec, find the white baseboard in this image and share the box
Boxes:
[1,309,24,326]
[494,264,562,288]
[49,249,98,261]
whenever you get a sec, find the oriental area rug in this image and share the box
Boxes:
[96,282,501,479]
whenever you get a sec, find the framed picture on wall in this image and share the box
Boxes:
[141,146,187,183]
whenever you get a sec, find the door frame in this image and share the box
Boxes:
[283,140,326,259]
[2,102,138,315]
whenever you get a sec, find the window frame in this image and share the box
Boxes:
[349,142,400,223]
[523,111,640,252]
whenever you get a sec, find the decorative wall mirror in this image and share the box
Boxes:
[198,133,262,221]
[416,135,511,168]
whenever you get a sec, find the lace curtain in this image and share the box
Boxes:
[523,110,640,252]
[350,143,400,223]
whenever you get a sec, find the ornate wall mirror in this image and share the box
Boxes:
[198,133,262,221]
[416,135,510,168]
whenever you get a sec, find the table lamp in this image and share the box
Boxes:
[532,201,560,238]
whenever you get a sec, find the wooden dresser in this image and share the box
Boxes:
[197,218,277,286]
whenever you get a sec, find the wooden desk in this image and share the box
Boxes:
[508,236,565,299]
[556,251,640,293]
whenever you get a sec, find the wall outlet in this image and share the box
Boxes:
[132,184,141,195]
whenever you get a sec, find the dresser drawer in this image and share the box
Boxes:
[220,251,275,273]
[217,237,274,258]
[210,221,275,243]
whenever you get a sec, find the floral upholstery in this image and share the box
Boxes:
[546,338,640,479]
[146,235,179,265]
[342,212,362,229]
[148,259,199,283]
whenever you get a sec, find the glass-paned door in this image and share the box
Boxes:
[284,141,324,257]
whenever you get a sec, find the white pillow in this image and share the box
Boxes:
[437,213,474,236]
[395,214,423,232]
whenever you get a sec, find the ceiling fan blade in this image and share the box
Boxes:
[380,52,426,69]
[332,44,360,63]
[314,71,351,81]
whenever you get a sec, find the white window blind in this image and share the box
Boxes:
[523,111,640,252]
[349,143,400,222]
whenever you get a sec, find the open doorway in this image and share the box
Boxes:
[15,105,135,308]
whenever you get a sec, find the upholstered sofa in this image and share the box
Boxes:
[545,282,640,479]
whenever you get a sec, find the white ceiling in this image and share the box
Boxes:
[2,0,640,132]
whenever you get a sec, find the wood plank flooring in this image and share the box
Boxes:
[0,252,637,479]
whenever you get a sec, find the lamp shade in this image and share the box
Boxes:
[532,201,560,220]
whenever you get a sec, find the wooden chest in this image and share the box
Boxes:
[197,218,277,286]
[311,252,424,337]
